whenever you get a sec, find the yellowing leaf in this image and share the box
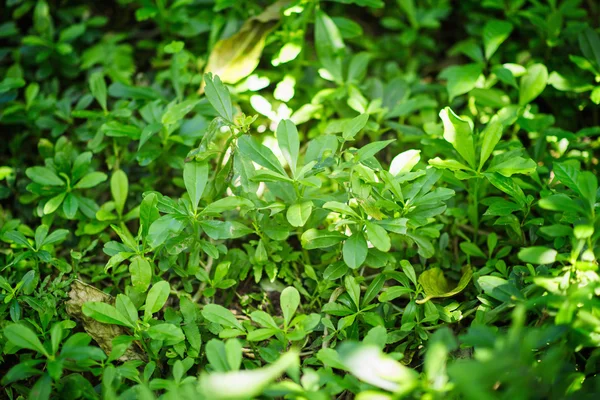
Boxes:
[203,1,286,86]
[416,266,472,304]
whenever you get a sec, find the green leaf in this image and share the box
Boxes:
[148,324,185,344]
[201,196,254,215]
[89,71,107,112]
[63,193,79,219]
[440,107,476,168]
[439,63,483,100]
[276,119,299,173]
[115,294,138,324]
[365,221,391,252]
[3,324,49,356]
[144,281,170,320]
[416,266,473,304]
[484,172,527,207]
[390,149,420,176]
[315,10,345,81]
[43,192,67,215]
[237,135,286,175]
[343,113,369,141]
[518,247,557,264]
[4,231,34,250]
[301,229,345,249]
[200,220,254,240]
[204,73,234,123]
[162,99,200,125]
[519,64,548,105]
[202,304,244,331]
[486,156,536,176]
[198,351,298,399]
[343,233,368,269]
[82,302,134,328]
[338,343,417,392]
[344,275,361,309]
[356,140,395,161]
[280,286,300,328]
[111,170,128,216]
[26,167,64,186]
[75,172,108,189]
[286,201,313,227]
[483,20,513,59]
[478,120,502,171]
[460,242,487,258]
[578,27,600,69]
[184,161,208,212]
[130,256,152,291]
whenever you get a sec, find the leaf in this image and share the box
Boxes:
[111,170,128,216]
[3,324,49,356]
[65,281,144,361]
[82,302,134,328]
[518,247,557,264]
[202,304,244,331]
[26,167,64,186]
[200,220,254,240]
[483,20,513,59]
[390,149,420,176]
[89,71,107,112]
[43,192,67,215]
[204,73,234,123]
[519,64,548,105]
[486,156,536,176]
[484,172,527,207]
[276,119,299,173]
[343,113,369,141]
[356,139,395,161]
[198,351,299,399]
[286,201,313,227]
[203,2,283,85]
[144,281,170,319]
[440,107,476,168]
[301,229,345,249]
[148,324,185,344]
[416,266,473,304]
[184,161,208,212]
[338,343,418,392]
[439,63,483,100]
[5,230,34,250]
[478,120,502,171]
[578,27,600,68]
[147,215,186,248]
[365,221,391,252]
[75,172,108,189]
[344,275,361,309]
[280,286,300,327]
[129,256,152,291]
[201,196,254,215]
[315,10,345,81]
[343,233,368,269]
[460,242,486,258]
[477,275,523,302]
[161,99,199,125]
[237,135,286,175]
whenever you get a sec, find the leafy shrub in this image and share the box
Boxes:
[1,0,600,399]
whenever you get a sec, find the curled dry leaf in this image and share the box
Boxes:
[201,0,289,89]
[65,280,145,361]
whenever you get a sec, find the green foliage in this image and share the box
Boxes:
[1,1,600,399]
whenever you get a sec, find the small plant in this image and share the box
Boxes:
[1,1,600,399]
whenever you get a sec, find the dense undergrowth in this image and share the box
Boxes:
[1,0,600,399]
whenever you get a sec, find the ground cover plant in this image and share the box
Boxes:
[1,0,600,398]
